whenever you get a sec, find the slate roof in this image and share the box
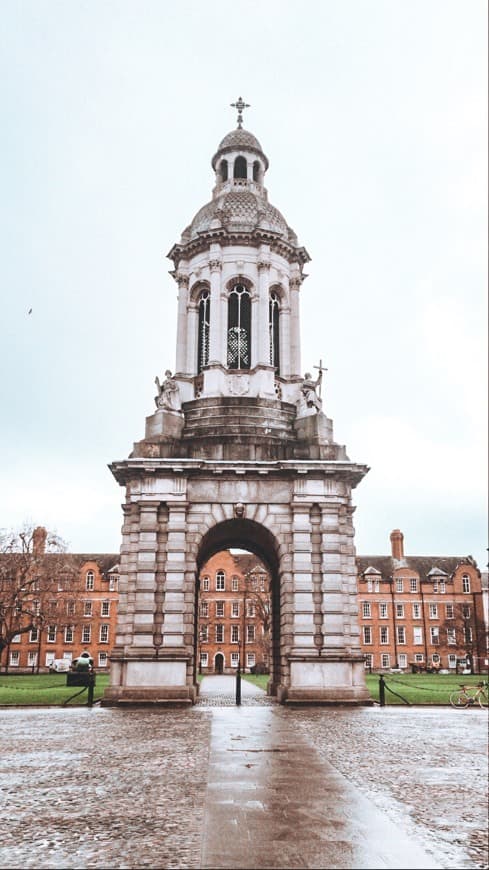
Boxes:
[356,555,480,580]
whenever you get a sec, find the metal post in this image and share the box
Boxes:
[87,672,95,708]
[236,653,241,706]
[379,674,386,707]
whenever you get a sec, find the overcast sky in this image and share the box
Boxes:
[1,1,487,567]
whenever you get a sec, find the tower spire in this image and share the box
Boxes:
[230,96,250,129]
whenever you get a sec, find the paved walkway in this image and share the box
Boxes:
[0,678,487,869]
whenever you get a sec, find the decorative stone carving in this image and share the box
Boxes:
[208,258,222,272]
[234,502,246,518]
[154,370,181,411]
[298,371,322,414]
[175,273,189,288]
[228,375,250,396]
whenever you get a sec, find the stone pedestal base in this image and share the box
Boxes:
[277,656,372,706]
[101,654,196,707]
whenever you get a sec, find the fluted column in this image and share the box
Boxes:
[174,273,189,374]
[208,257,223,365]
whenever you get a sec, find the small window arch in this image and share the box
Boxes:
[252,160,260,182]
[234,156,247,179]
[227,284,251,369]
[197,289,210,372]
[216,571,225,591]
[462,573,471,593]
[269,290,280,373]
[219,160,228,182]
[86,570,94,591]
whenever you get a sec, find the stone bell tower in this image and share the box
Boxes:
[103,99,370,706]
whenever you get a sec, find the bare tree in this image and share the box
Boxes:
[243,569,271,669]
[0,524,83,672]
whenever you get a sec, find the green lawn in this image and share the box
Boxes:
[0,671,486,706]
[0,672,110,706]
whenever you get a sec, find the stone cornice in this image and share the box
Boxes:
[167,230,310,269]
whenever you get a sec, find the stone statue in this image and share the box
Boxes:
[300,370,322,412]
[154,370,181,411]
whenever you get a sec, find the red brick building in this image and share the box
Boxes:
[197,550,270,675]
[357,530,487,674]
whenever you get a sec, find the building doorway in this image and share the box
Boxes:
[214,653,224,674]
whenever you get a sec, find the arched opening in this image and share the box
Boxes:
[219,159,228,182]
[252,160,260,182]
[194,519,281,697]
[269,290,280,374]
[197,289,210,372]
[233,155,247,179]
[227,284,251,369]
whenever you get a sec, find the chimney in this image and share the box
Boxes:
[390,529,404,561]
[32,526,47,556]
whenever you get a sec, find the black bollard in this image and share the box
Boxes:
[87,671,95,707]
[379,674,386,707]
[236,664,241,706]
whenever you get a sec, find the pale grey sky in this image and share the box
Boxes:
[0,0,487,566]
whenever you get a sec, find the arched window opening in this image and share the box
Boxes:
[269,291,280,374]
[197,289,210,372]
[253,161,260,182]
[234,156,247,179]
[227,284,251,369]
[219,160,228,182]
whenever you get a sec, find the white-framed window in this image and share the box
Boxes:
[439,581,446,594]
[66,600,76,617]
[231,625,239,643]
[11,634,21,643]
[47,625,56,643]
[398,654,407,669]
[231,652,239,668]
[381,654,390,669]
[396,604,405,618]
[216,571,225,591]
[108,575,118,591]
[380,626,389,644]
[200,624,208,643]
[200,652,208,668]
[446,603,454,619]
[429,604,438,619]
[246,602,255,617]
[29,627,39,643]
[367,579,373,593]
[232,576,239,592]
[396,578,404,593]
[413,626,423,645]
[447,628,456,645]
[45,652,55,667]
[464,627,473,643]
[86,570,94,591]
[64,626,74,643]
[412,603,421,619]
[63,653,72,663]
[430,627,439,645]
[363,626,372,644]
[379,603,388,619]
[98,652,108,668]
[200,601,209,618]
[101,600,110,617]
[247,625,255,642]
[374,580,380,593]
[462,604,471,619]
[82,625,91,644]
[9,651,20,667]
[362,602,371,618]
[410,578,418,593]
[216,600,225,618]
[414,653,424,663]
[84,601,92,617]
[433,582,438,594]
[231,601,240,617]
[462,574,470,593]
[202,577,210,592]
[99,624,109,643]
[215,624,224,643]
[27,651,38,667]
[397,626,406,644]
[448,654,457,669]
[364,653,373,669]
[246,653,256,668]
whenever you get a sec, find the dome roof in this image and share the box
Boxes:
[187,189,297,243]
[212,128,269,170]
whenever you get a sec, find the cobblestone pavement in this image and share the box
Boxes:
[0,699,487,869]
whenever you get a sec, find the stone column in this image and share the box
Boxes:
[290,496,315,653]
[289,276,302,377]
[186,301,198,374]
[175,273,189,374]
[280,298,291,378]
[163,500,188,648]
[319,504,346,651]
[133,501,160,649]
[208,256,223,365]
[257,259,271,366]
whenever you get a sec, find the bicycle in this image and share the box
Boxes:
[449,681,488,708]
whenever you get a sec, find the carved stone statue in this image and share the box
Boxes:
[154,370,181,411]
[300,370,322,412]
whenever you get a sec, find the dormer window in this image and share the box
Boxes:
[234,156,247,179]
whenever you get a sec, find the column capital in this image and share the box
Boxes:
[209,258,222,273]
[257,259,271,272]
[175,272,189,288]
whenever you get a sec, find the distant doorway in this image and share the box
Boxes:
[215,653,224,674]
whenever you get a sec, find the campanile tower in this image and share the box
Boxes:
[104,101,370,705]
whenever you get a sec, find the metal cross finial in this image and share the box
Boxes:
[230,96,250,129]
[313,359,328,398]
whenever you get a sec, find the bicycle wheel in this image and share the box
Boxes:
[477,691,488,709]
[450,690,469,708]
